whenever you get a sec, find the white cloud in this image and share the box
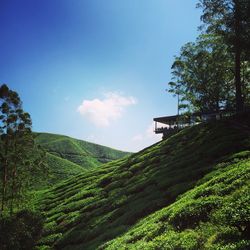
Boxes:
[77,92,137,127]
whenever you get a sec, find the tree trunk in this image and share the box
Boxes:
[234,0,244,112]
[1,136,9,214]
[1,163,7,213]
[10,167,17,215]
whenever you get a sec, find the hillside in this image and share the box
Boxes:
[102,152,250,249]
[38,114,250,249]
[32,133,131,188]
[35,132,131,169]
[31,153,87,189]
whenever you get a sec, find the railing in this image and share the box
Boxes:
[154,127,166,134]
[154,109,237,136]
[154,126,179,134]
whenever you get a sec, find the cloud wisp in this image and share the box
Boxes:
[77,92,137,127]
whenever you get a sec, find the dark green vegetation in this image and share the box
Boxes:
[0,84,47,248]
[169,0,250,113]
[1,2,250,249]
[33,132,130,188]
[0,84,46,214]
[0,84,131,249]
[198,0,250,112]
[103,152,250,250]
[0,210,44,250]
[38,114,250,250]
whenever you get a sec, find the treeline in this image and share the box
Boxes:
[0,84,47,215]
[168,0,250,113]
[0,84,47,249]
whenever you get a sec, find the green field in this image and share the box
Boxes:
[33,133,131,188]
[35,132,130,168]
[37,114,250,249]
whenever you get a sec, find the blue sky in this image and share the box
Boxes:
[0,0,201,152]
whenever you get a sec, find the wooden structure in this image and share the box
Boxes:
[154,110,234,139]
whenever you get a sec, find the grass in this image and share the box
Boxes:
[37,114,250,249]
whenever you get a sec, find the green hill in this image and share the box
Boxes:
[30,133,130,189]
[31,153,86,189]
[103,152,250,250]
[38,114,250,249]
[35,132,131,169]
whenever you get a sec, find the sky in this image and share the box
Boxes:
[0,0,202,152]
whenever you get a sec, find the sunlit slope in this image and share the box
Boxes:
[35,132,131,169]
[39,115,250,249]
[103,152,250,250]
[29,152,86,190]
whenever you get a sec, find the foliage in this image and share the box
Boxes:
[101,158,250,249]
[168,0,250,113]
[197,0,250,111]
[0,209,44,250]
[197,0,250,56]
[0,84,47,215]
[102,157,250,250]
[168,34,235,112]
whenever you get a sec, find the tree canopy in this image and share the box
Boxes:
[168,0,250,113]
[169,34,235,113]
[0,84,46,215]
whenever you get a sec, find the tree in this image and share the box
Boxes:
[168,34,234,113]
[0,84,46,214]
[0,84,22,213]
[197,0,250,112]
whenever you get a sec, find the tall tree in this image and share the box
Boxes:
[0,84,22,212]
[0,84,46,214]
[168,34,234,113]
[197,0,250,112]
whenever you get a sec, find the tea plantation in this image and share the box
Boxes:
[33,133,130,188]
[37,114,250,249]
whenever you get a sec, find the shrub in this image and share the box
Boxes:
[169,196,221,230]
[0,210,44,250]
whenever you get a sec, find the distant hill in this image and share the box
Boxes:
[31,153,87,189]
[38,114,250,249]
[35,132,131,168]
[33,132,131,188]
